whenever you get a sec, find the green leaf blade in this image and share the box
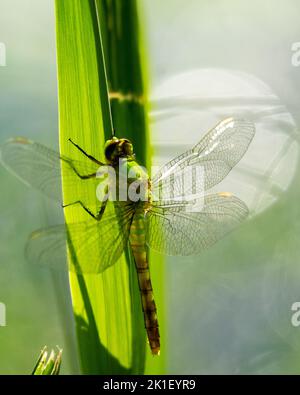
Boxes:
[55,0,165,374]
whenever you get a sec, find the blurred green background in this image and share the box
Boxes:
[1,0,300,374]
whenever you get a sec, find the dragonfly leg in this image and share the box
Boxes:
[68,138,104,165]
[61,157,98,180]
[62,199,107,221]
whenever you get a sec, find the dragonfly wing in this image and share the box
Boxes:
[145,193,249,255]
[0,137,104,202]
[26,202,135,274]
[151,118,255,200]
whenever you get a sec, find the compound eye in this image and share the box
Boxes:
[123,141,133,155]
[105,141,118,160]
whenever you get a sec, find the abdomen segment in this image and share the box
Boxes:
[129,212,160,355]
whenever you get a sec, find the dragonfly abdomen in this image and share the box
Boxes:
[129,211,160,355]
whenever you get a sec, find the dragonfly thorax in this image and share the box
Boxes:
[104,137,134,164]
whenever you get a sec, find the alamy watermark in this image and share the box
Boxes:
[0,302,6,327]
[95,159,205,212]
[0,42,6,67]
[291,42,300,67]
[291,302,300,327]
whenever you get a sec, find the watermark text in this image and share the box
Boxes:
[291,302,300,327]
[291,42,300,67]
[95,159,205,212]
[0,42,6,67]
[0,302,6,327]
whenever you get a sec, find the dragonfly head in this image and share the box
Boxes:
[104,137,134,164]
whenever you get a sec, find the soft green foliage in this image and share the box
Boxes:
[55,0,165,374]
[32,346,62,375]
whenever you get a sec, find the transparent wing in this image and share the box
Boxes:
[26,202,135,274]
[0,137,104,202]
[151,118,255,201]
[145,193,249,255]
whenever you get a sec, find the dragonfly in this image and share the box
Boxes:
[0,117,255,355]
